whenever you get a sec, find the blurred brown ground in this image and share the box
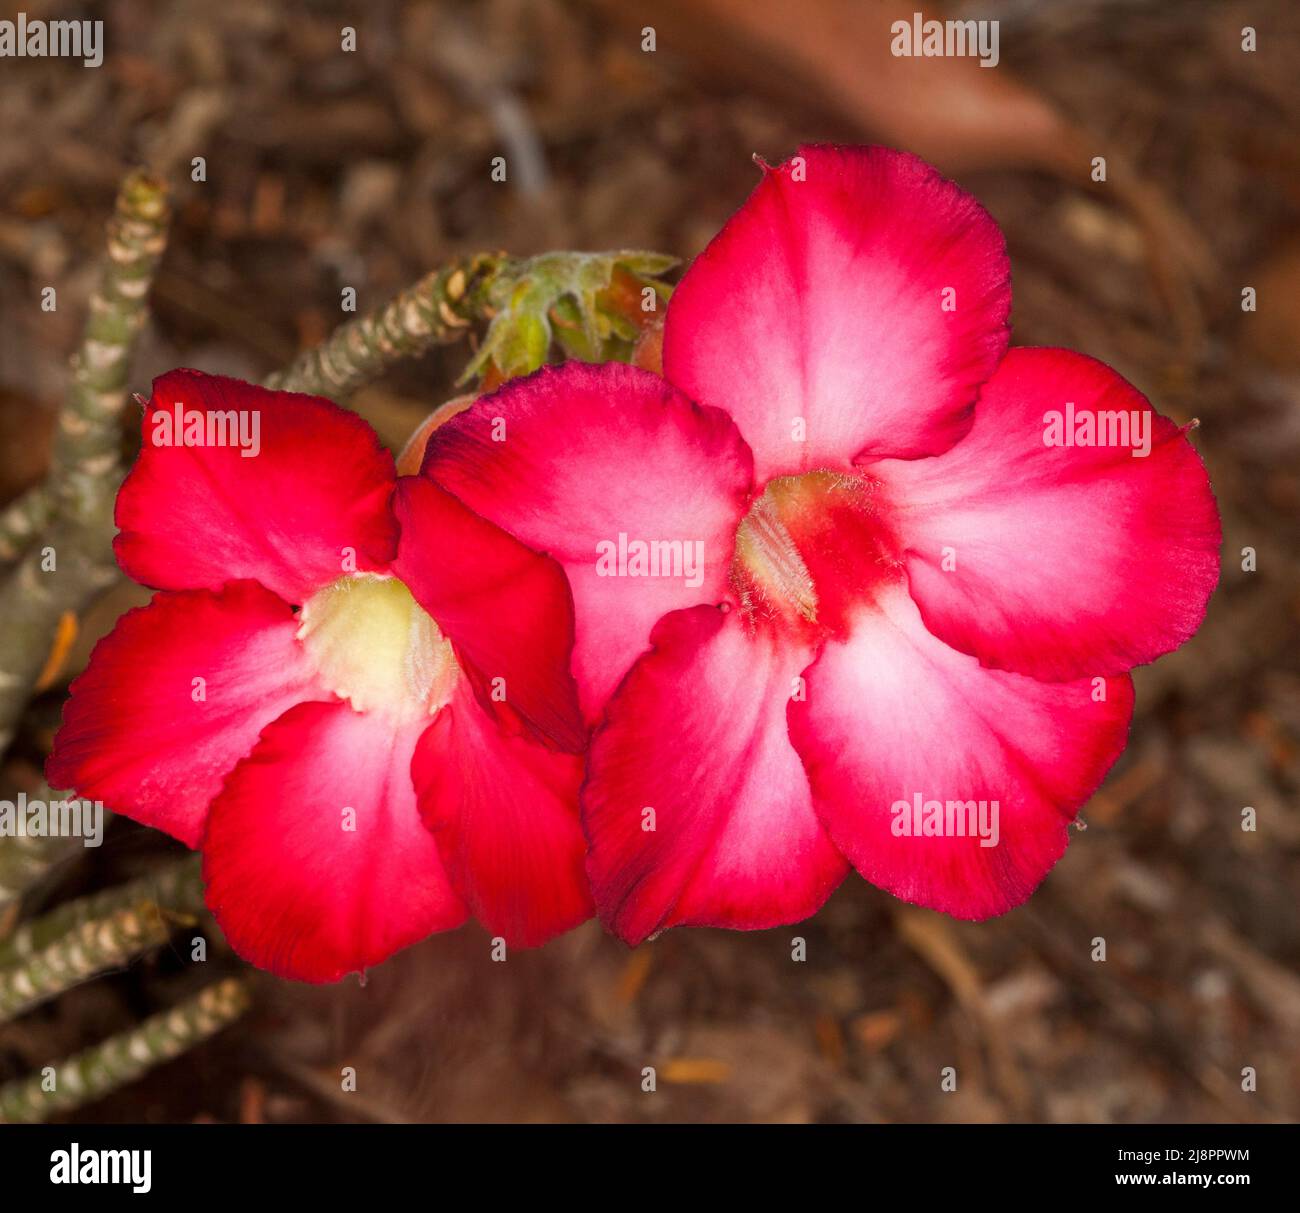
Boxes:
[0,0,1297,1123]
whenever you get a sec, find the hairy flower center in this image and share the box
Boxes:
[297,574,458,719]
[732,470,887,628]
[734,485,819,623]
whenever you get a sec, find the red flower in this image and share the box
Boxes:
[423,145,1221,943]
[48,371,591,981]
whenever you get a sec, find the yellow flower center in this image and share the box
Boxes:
[731,470,890,629]
[734,479,821,624]
[297,574,458,720]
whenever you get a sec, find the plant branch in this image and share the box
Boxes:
[53,172,170,522]
[0,173,170,754]
[0,902,175,1021]
[0,785,103,914]
[0,977,250,1122]
[0,853,202,967]
[264,252,505,398]
[0,484,54,565]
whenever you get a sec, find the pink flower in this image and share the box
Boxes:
[422,145,1221,943]
[48,371,591,981]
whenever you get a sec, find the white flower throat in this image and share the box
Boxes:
[297,574,459,720]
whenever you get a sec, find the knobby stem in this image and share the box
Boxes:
[0,977,250,1123]
[0,852,201,966]
[0,483,54,565]
[265,252,506,399]
[0,172,172,751]
[0,902,174,1022]
[0,787,81,911]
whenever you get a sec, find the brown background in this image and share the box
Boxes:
[0,0,1297,1123]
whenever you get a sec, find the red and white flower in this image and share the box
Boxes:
[422,145,1221,943]
[48,371,591,981]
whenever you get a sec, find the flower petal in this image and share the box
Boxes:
[202,700,466,982]
[423,362,754,716]
[875,348,1221,680]
[412,683,590,947]
[46,580,330,848]
[392,475,584,752]
[583,605,848,945]
[115,370,399,603]
[788,585,1133,920]
[663,144,1011,480]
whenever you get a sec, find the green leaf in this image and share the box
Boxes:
[457,250,677,387]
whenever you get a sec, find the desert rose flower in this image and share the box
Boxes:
[47,371,590,981]
[422,145,1221,944]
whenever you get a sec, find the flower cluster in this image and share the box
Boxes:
[49,145,1219,981]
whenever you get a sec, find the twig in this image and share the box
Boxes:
[0,977,250,1123]
[0,785,100,913]
[0,484,54,565]
[0,903,174,1021]
[53,172,171,522]
[0,830,79,911]
[0,853,202,968]
[0,175,166,568]
[0,173,171,754]
[264,248,676,399]
[0,533,122,754]
[264,253,504,399]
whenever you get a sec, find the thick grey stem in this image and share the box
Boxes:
[265,253,504,399]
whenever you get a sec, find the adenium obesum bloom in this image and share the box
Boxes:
[47,371,591,981]
[423,144,1221,943]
